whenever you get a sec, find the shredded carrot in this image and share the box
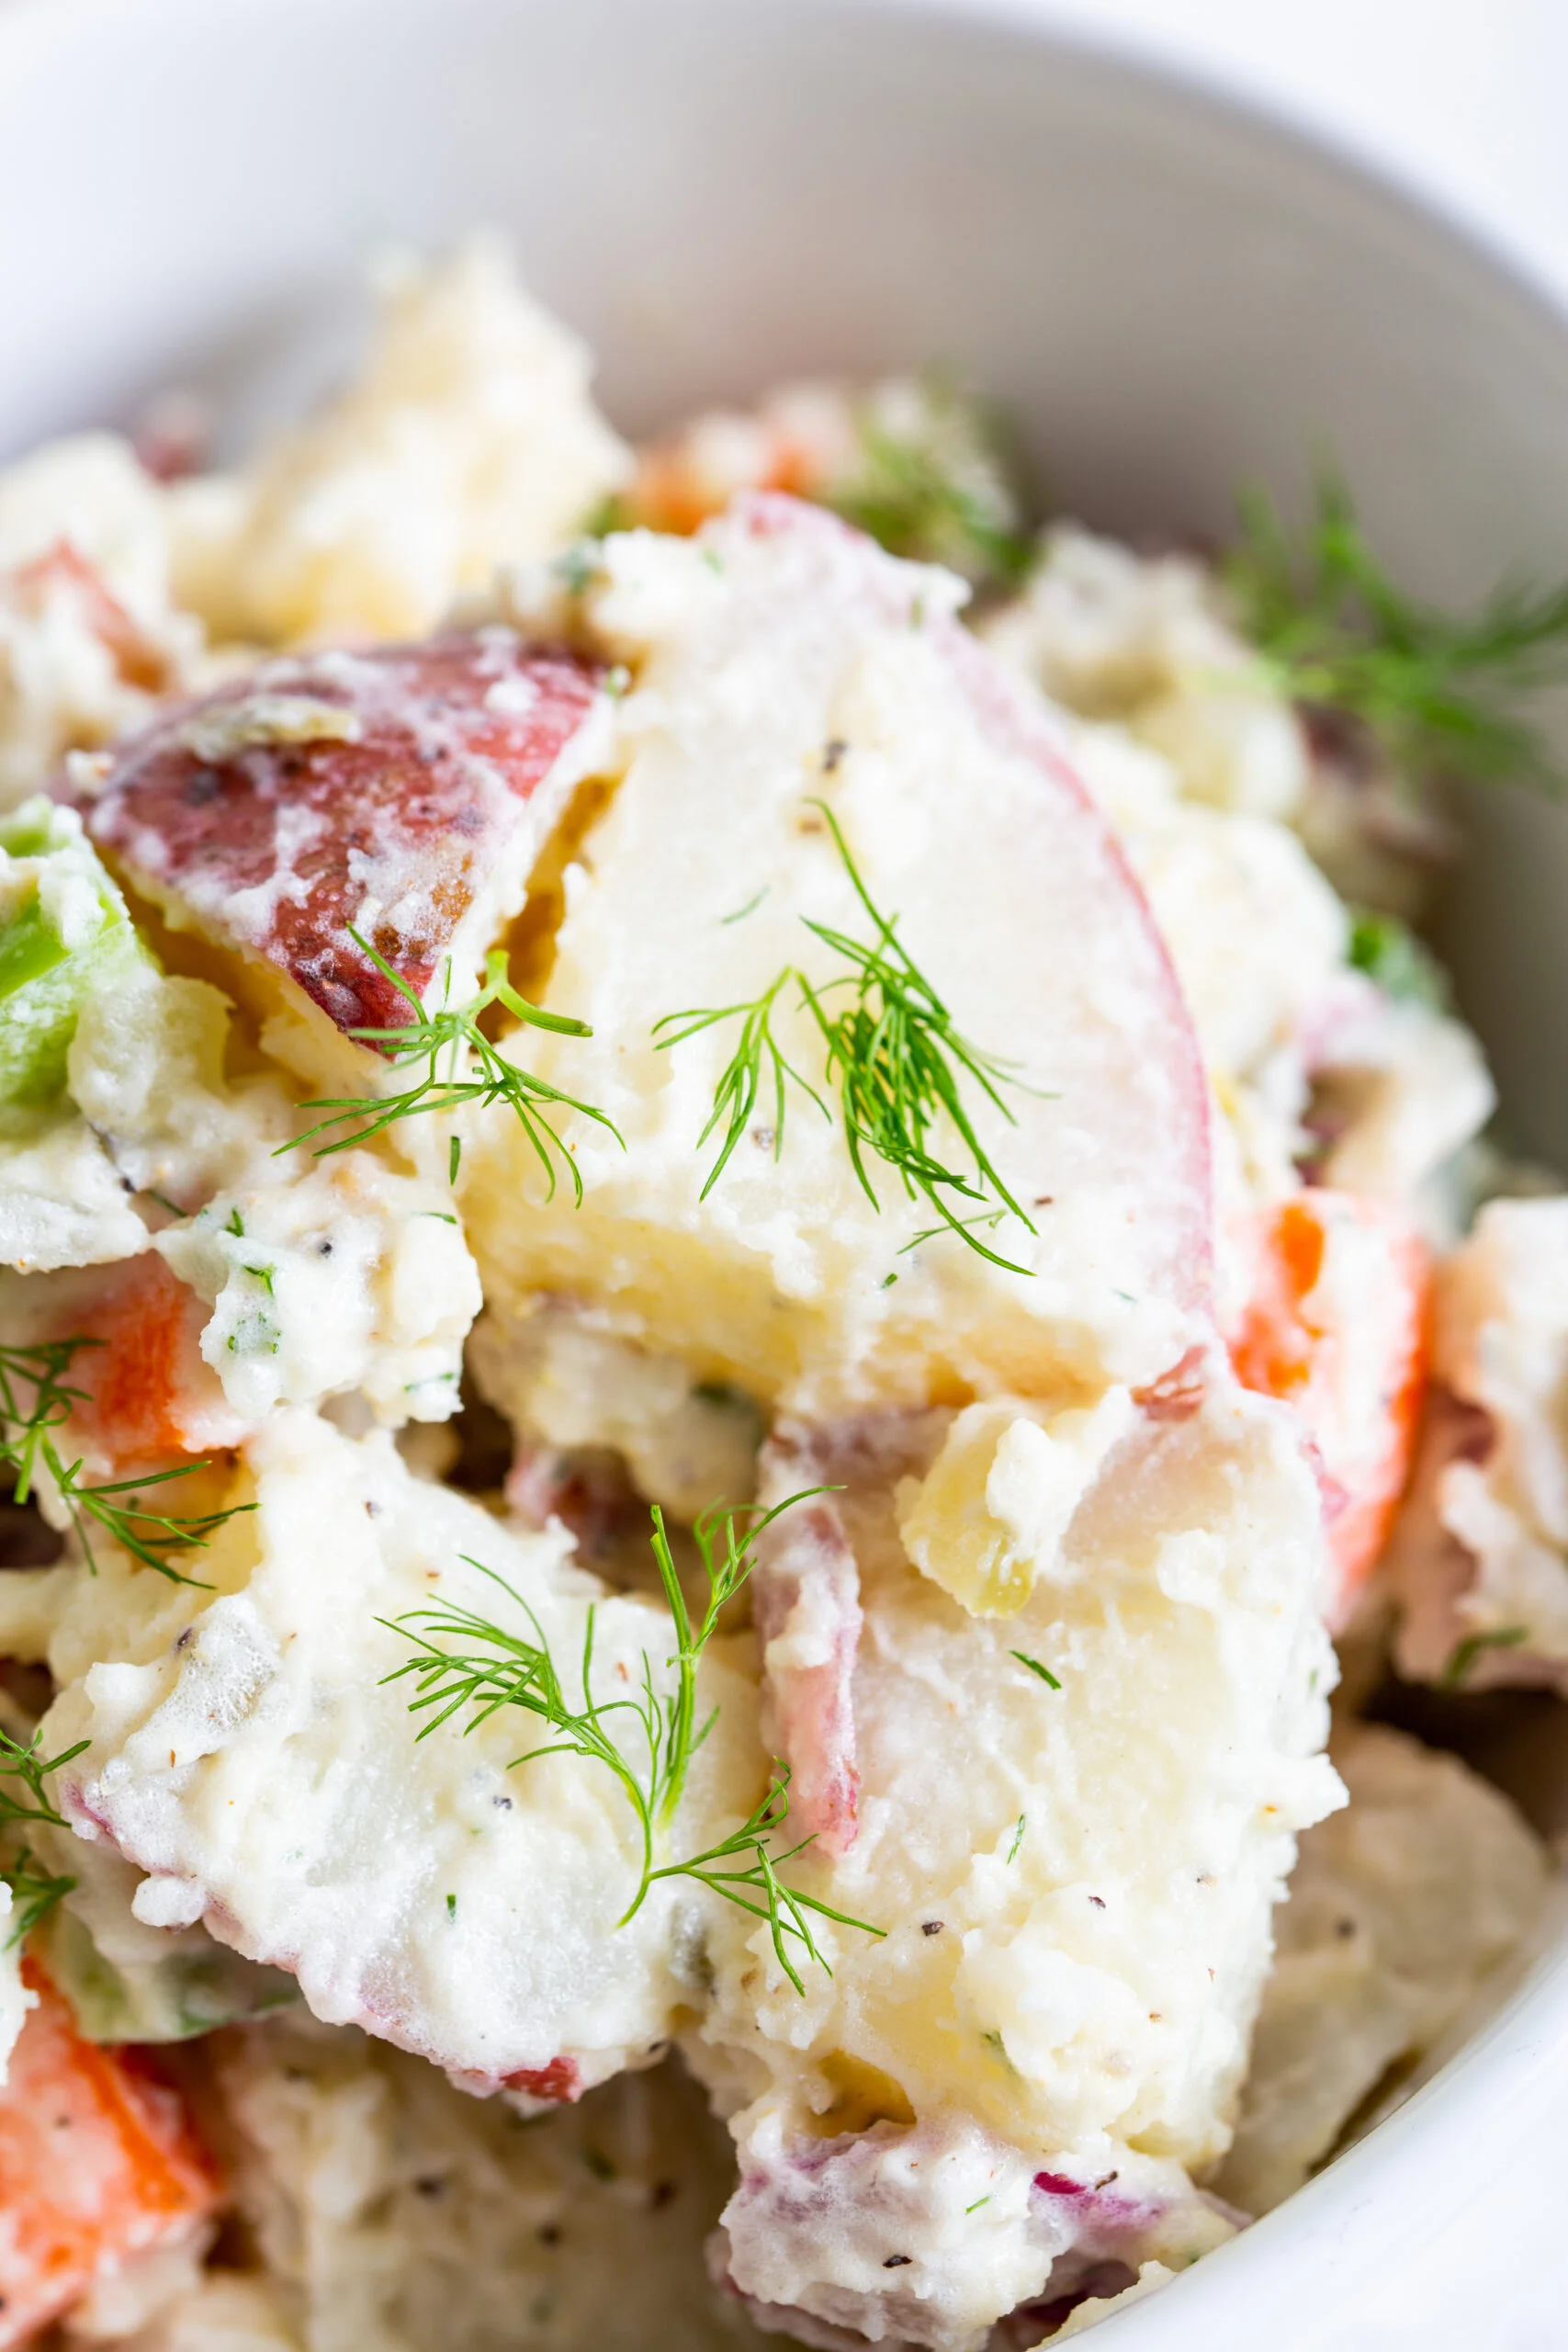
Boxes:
[0,1962,220,2346]
[59,1257,214,1472]
[1232,1189,1429,1617]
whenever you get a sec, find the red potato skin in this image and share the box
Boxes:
[502,2057,581,2103]
[85,632,603,1044]
[0,1962,220,2348]
[753,1430,863,1860]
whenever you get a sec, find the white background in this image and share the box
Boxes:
[953,0,1568,302]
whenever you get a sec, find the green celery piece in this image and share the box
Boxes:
[0,797,146,1131]
[37,1901,299,2043]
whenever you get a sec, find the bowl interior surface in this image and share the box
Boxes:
[2,1,1568,2341]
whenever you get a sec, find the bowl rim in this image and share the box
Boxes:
[2,0,1566,2336]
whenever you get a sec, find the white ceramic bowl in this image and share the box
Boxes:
[1,3,1565,2343]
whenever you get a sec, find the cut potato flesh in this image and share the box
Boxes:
[37,1413,761,2098]
[466,496,1213,1422]
[687,1377,1340,2347]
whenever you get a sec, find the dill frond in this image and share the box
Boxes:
[0,1339,251,1586]
[2,1845,78,1945]
[653,973,828,1200]
[277,932,621,1203]
[1228,473,1568,796]
[654,803,1042,1271]
[0,1726,89,1944]
[829,378,1034,592]
[383,1490,884,1989]
[0,1724,89,1835]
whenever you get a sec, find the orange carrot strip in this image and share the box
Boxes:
[0,1962,220,2347]
[1231,1189,1429,1619]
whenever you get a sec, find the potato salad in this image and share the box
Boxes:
[0,239,1559,2352]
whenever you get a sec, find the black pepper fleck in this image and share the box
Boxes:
[883,2255,911,2269]
[920,1920,944,1937]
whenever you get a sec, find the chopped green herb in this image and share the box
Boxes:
[554,539,604,598]
[578,492,629,542]
[654,804,1040,1272]
[964,2196,992,2215]
[446,1892,457,1920]
[719,887,770,927]
[1228,472,1568,796]
[277,933,621,1207]
[690,1379,755,1416]
[1347,908,1450,1010]
[583,2146,616,2182]
[1006,1814,1026,1864]
[385,1491,884,1995]
[1010,1650,1062,1691]
[243,1263,276,1296]
[224,1207,245,1238]
[1439,1623,1529,1690]
[227,1313,280,1360]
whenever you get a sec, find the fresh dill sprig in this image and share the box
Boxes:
[653,803,1040,1272]
[0,1724,89,1836]
[277,931,622,1204]
[0,1339,250,1585]
[383,1492,884,1993]
[644,1768,880,1997]
[3,1845,78,1945]
[829,379,1034,592]
[0,1725,89,1944]
[653,971,828,1199]
[1227,473,1568,795]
